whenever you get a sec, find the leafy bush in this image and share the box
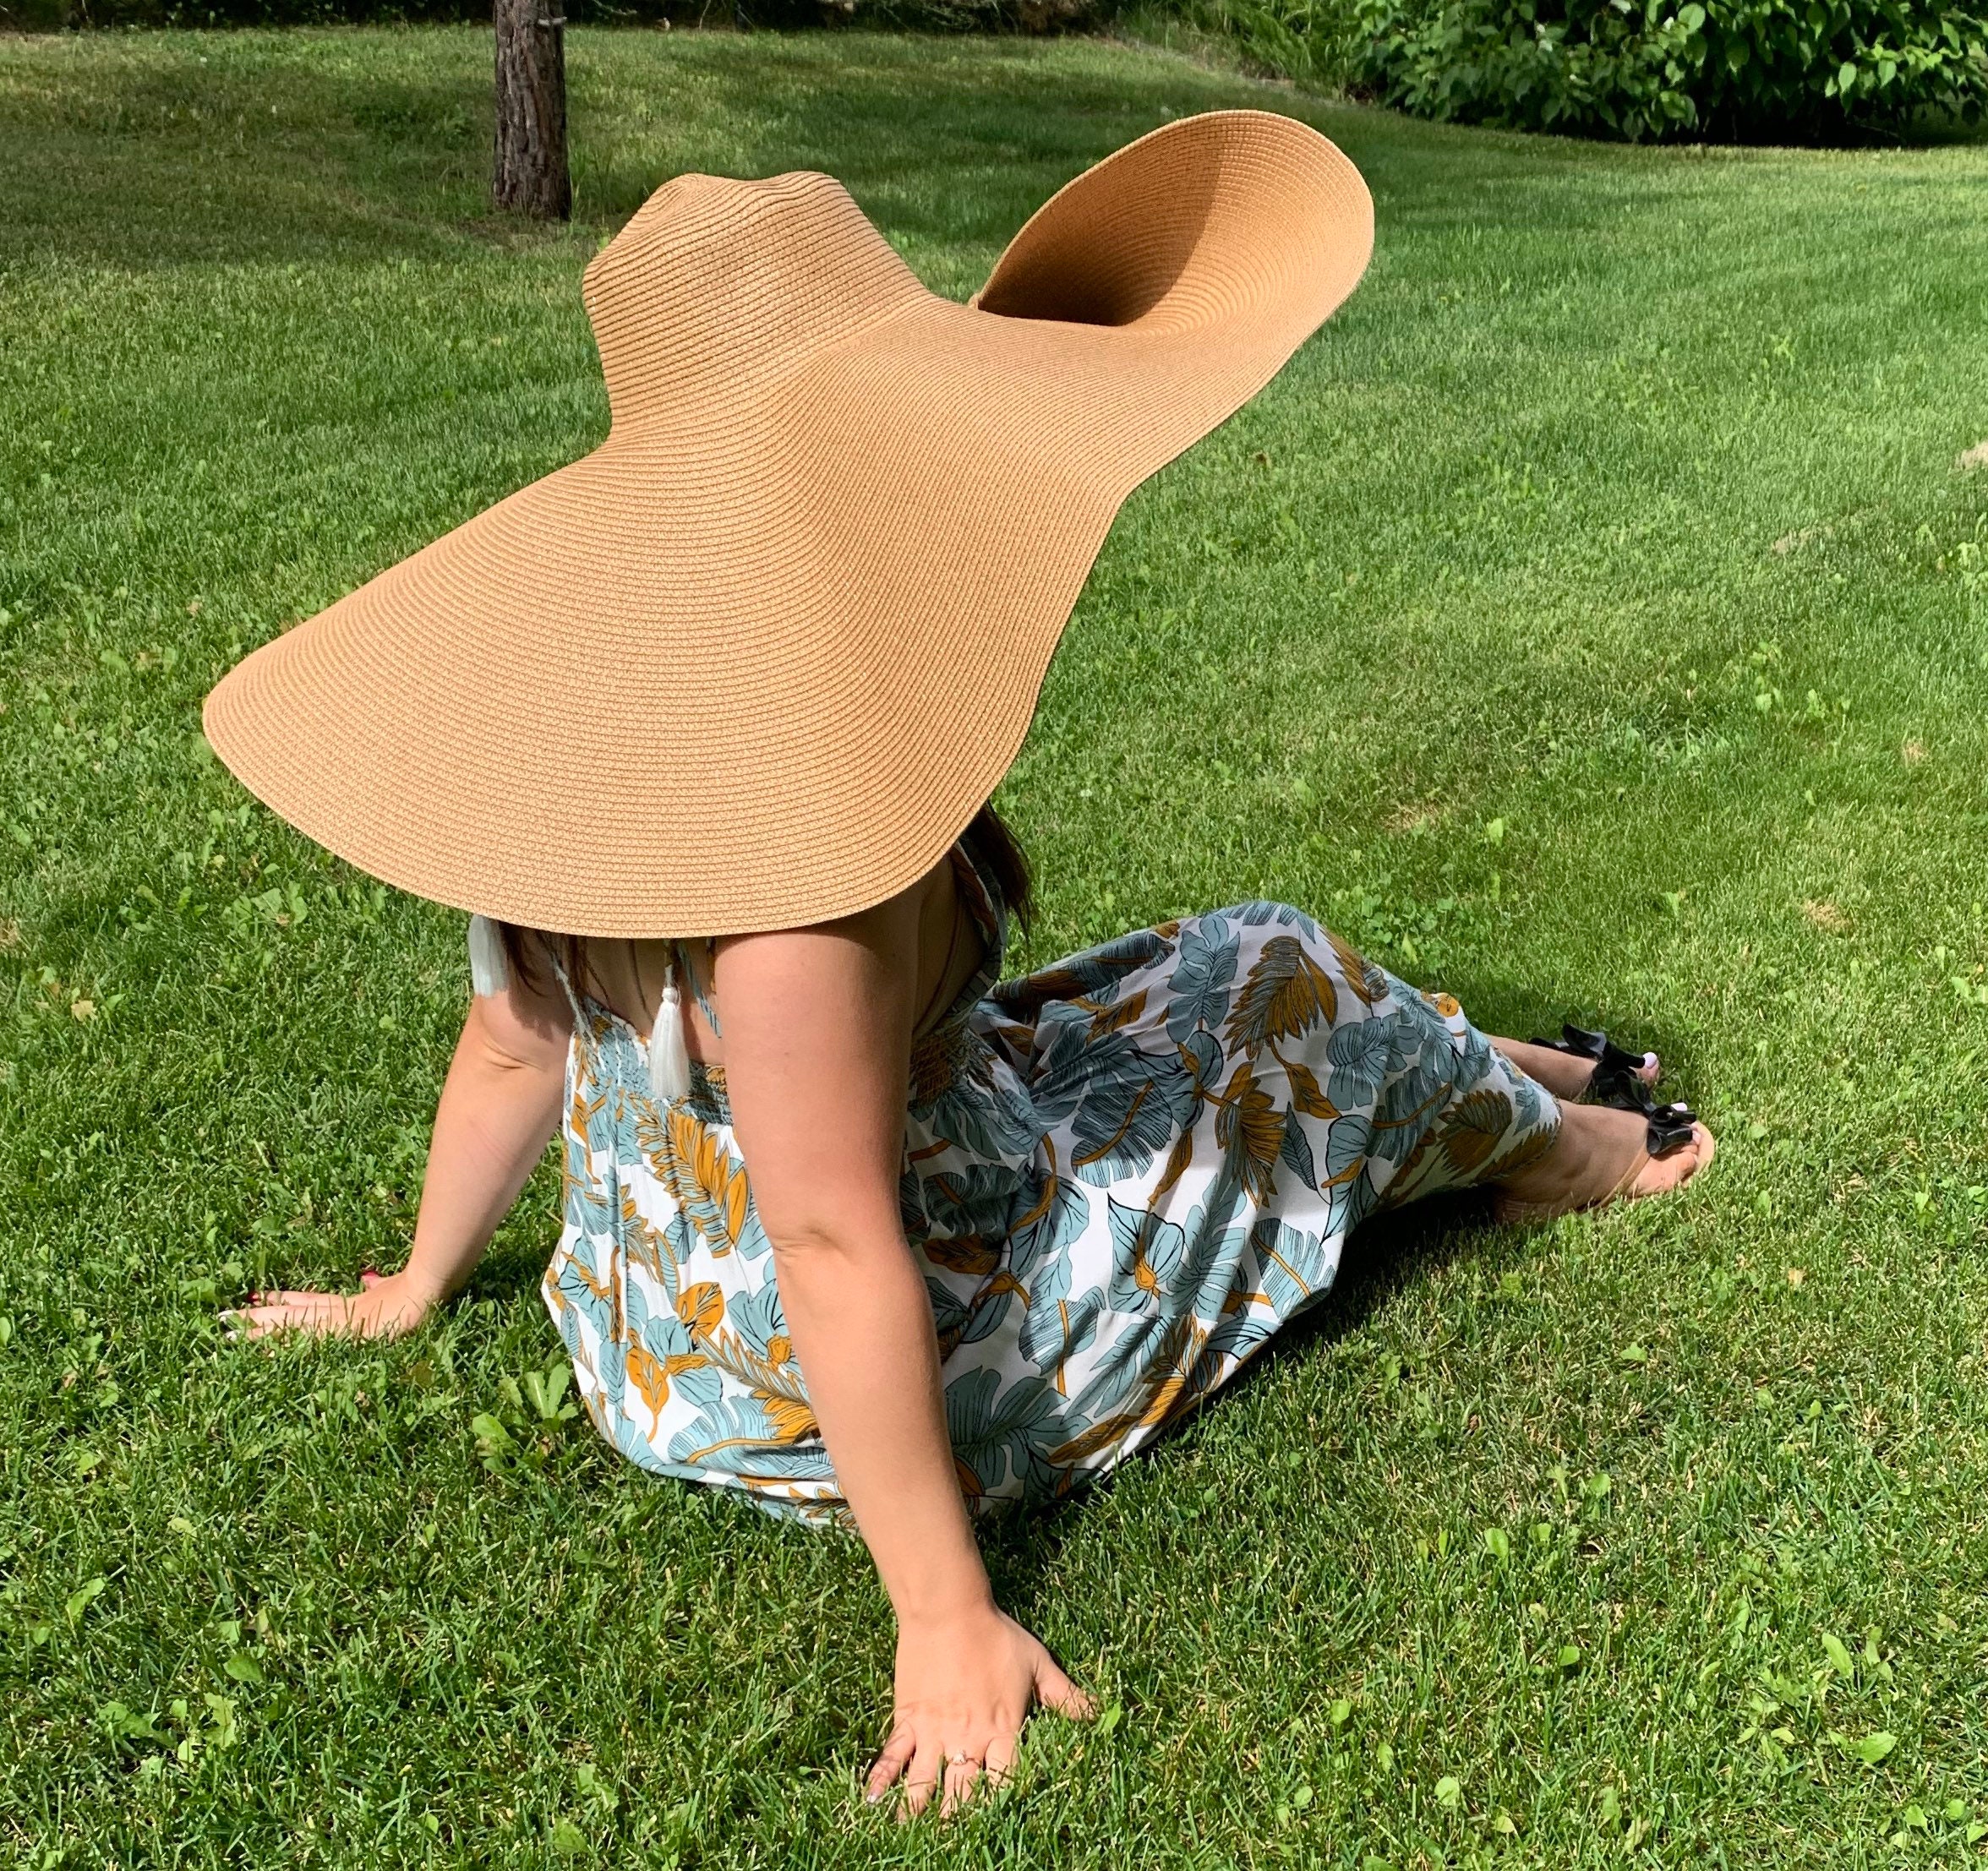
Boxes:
[1354,0,1988,141]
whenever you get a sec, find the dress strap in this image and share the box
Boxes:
[535,930,593,1036]
[678,937,722,1037]
[947,837,1007,981]
[467,914,595,1033]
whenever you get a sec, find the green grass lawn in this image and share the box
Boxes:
[3,22,1987,1867]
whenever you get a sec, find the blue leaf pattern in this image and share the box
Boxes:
[538,849,1562,1525]
[1166,919,1240,1039]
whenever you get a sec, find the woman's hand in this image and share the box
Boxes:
[223,975,571,1347]
[226,1268,436,1342]
[867,1604,1095,1817]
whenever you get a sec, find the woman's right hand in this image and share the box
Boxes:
[867,1602,1095,1816]
[221,983,570,1348]
[225,1267,437,1342]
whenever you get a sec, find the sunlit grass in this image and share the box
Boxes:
[3,24,1986,1867]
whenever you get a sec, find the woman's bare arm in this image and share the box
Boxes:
[718,894,1091,1815]
[231,961,571,1339]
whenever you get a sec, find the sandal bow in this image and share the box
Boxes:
[1529,1022,1659,1110]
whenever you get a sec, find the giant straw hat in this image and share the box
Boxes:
[205,109,1374,936]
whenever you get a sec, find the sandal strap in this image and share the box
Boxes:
[1587,1060,1655,1113]
[1581,1056,1697,1154]
[1646,1101,1698,1158]
[1528,1022,1607,1061]
[1595,1099,1701,1206]
[1528,1022,1657,1105]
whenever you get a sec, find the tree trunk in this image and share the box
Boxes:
[493,0,571,221]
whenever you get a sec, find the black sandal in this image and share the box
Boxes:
[1528,1023,1661,1110]
[1541,1034,1696,1154]
[1586,1059,1700,1162]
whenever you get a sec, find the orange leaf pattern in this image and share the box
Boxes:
[533,848,1559,1525]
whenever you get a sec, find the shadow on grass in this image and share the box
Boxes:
[3,34,532,269]
[974,1182,1526,1596]
[0,26,1319,275]
[568,30,1280,244]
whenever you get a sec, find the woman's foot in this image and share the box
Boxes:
[1492,1034,1659,1103]
[1491,1099,1714,1225]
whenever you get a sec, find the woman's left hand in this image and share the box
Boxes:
[867,1602,1095,1817]
[224,1268,436,1341]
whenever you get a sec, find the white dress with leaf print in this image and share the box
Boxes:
[541,842,1559,1525]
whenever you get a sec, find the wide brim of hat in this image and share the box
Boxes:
[205,109,1373,937]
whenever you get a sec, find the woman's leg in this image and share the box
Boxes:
[1479,1033,1711,1217]
[1492,1098,1713,1217]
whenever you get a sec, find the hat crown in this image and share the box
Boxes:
[582,170,929,431]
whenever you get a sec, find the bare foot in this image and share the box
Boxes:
[1492,1099,1714,1224]
[1491,1034,1659,1103]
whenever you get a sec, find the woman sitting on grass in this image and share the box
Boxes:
[204,112,1712,1814]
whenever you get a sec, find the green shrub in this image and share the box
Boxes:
[1355,0,1988,141]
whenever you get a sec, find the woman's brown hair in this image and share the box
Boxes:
[496,801,1031,1002]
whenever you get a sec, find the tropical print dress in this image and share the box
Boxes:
[538,843,1560,1525]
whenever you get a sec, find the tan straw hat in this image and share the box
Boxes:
[204,109,1373,937]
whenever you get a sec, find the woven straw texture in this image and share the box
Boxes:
[203,109,1374,936]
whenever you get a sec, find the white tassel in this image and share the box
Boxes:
[647,951,692,1103]
[467,914,510,999]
